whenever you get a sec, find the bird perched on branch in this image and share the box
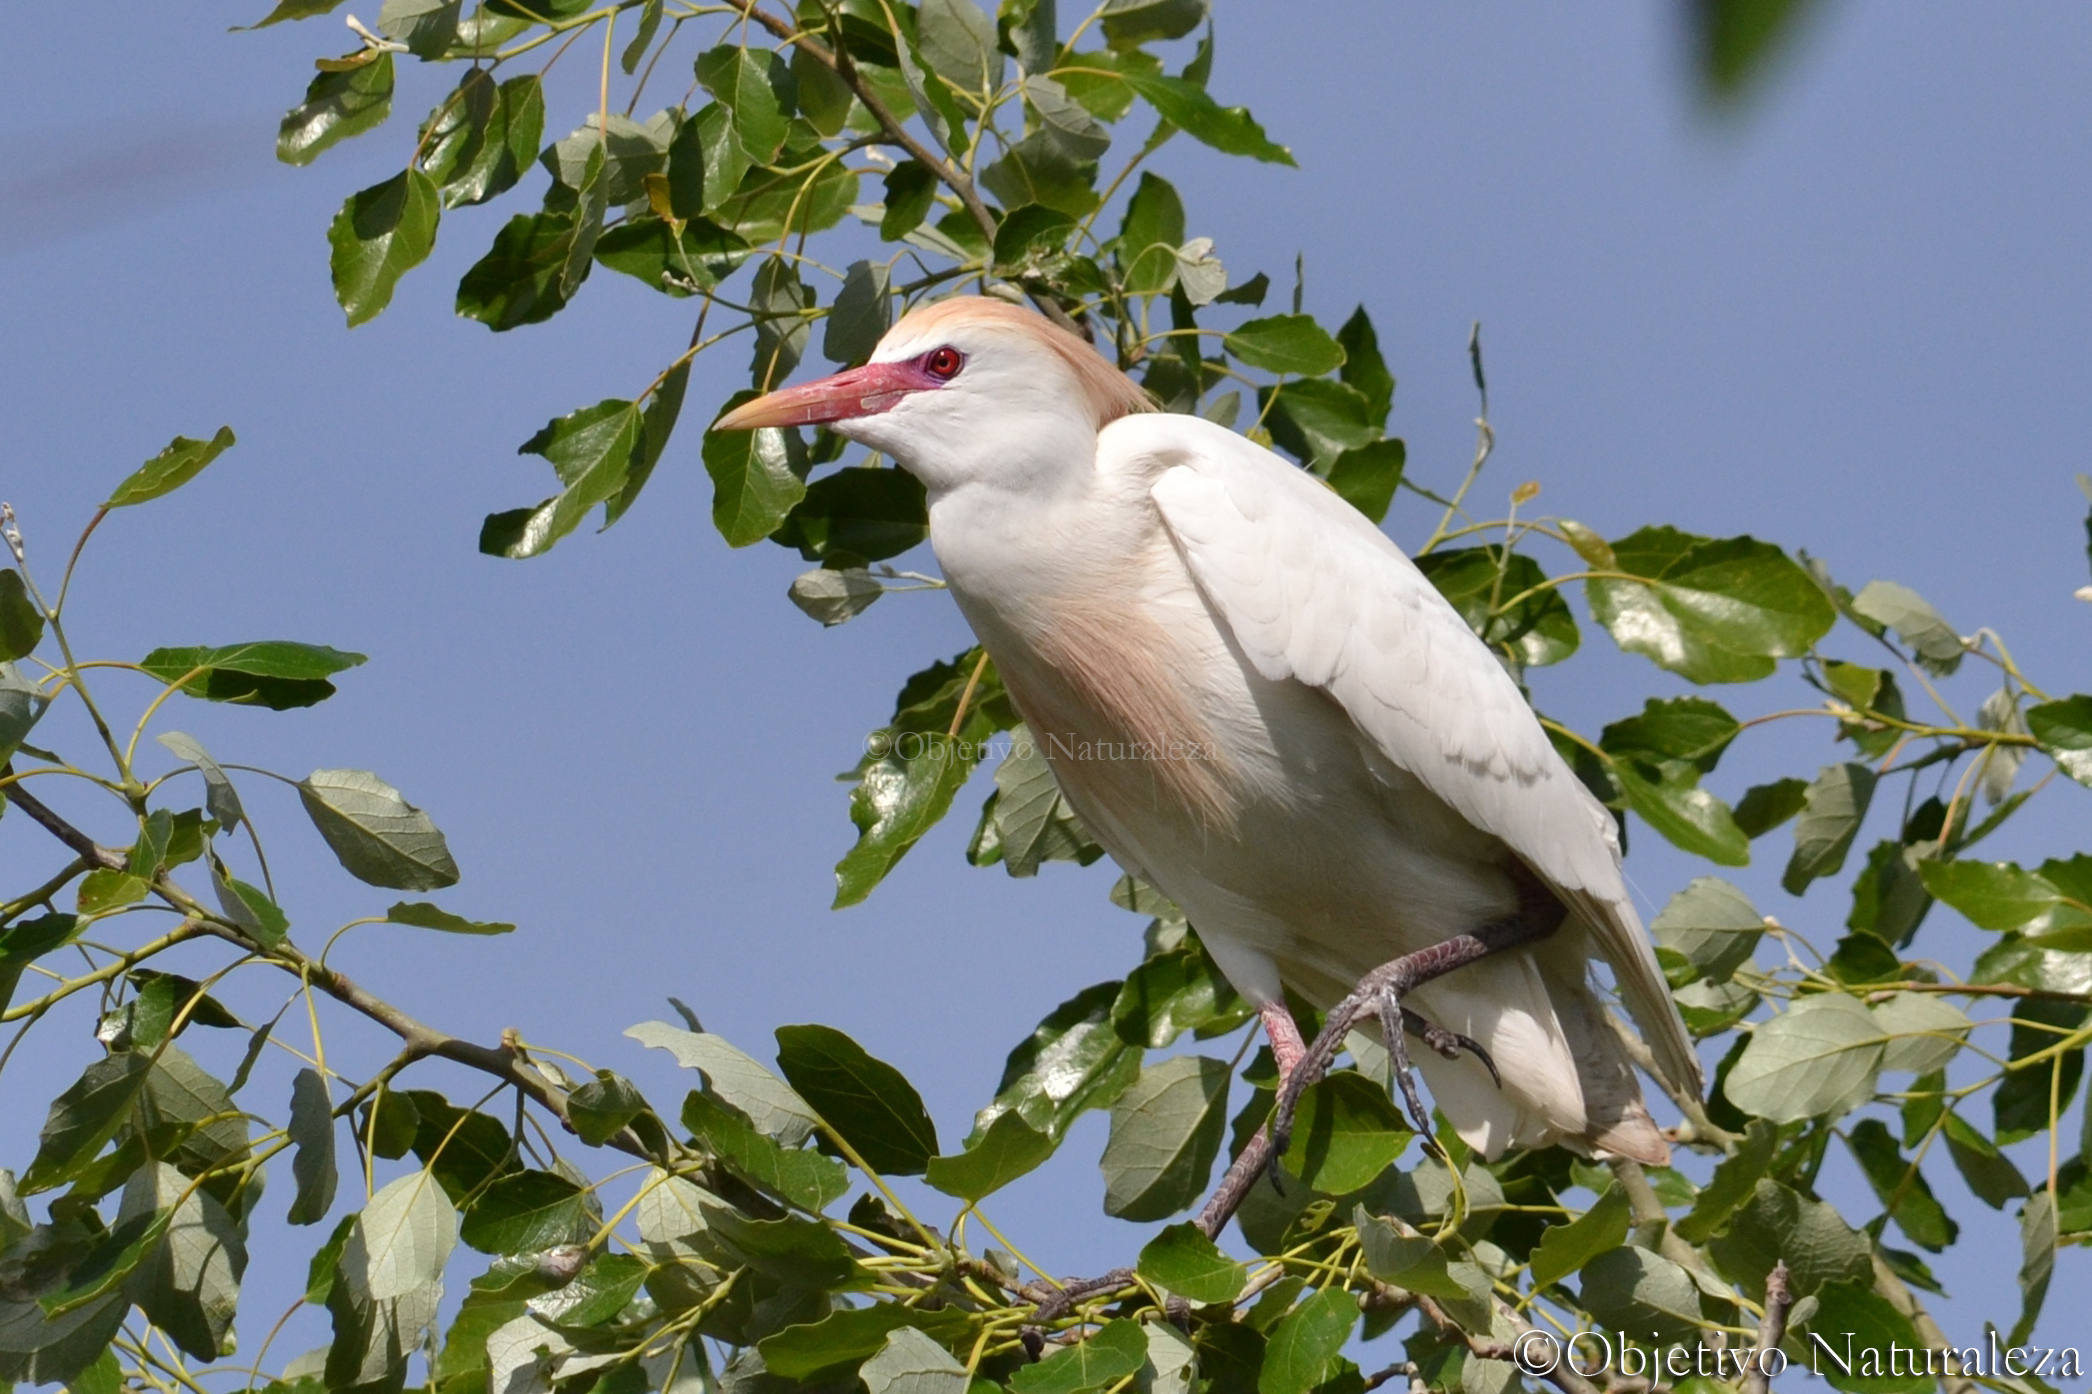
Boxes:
[718,297,1703,1166]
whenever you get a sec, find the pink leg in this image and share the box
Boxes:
[1259,1000,1306,1083]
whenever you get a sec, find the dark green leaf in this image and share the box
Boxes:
[1845,1119,1956,1252]
[288,1067,337,1226]
[1613,760,1749,866]
[1416,546,1580,670]
[459,1169,596,1254]
[566,1070,647,1147]
[825,260,893,366]
[1527,1185,1630,1289]
[1111,938,1247,1049]
[1325,439,1403,524]
[1796,1280,1931,1394]
[1733,776,1808,838]
[382,900,512,934]
[1137,1222,1245,1305]
[1117,172,1185,295]
[298,768,459,890]
[1783,762,1877,895]
[917,0,1002,94]
[1601,696,1739,772]
[1995,999,2085,1144]
[1584,526,1836,684]
[1693,0,1818,104]
[774,1024,939,1175]
[695,45,793,165]
[880,161,938,241]
[0,911,82,1014]
[1940,1111,2027,1209]
[975,981,1139,1143]
[424,71,543,207]
[404,1091,520,1201]
[487,397,647,558]
[278,52,393,165]
[681,1089,849,1211]
[759,1305,973,1382]
[456,210,580,330]
[22,1053,153,1194]
[140,639,364,710]
[1261,379,1378,468]
[596,215,749,297]
[1223,314,1341,375]
[1578,1247,1703,1345]
[1100,1054,1228,1220]
[1334,307,1393,426]
[328,168,440,327]
[1009,1319,1147,1394]
[1256,1286,1356,1394]
[1675,1118,1777,1243]
[706,1207,863,1287]
[0,571,42,663]
[923,1111,1056,1201]
[1279,1070,1408,1194]
[1121,72,1292,165]
[703,392,810,548]
[1100,0,1207,48]
[775,465,928,564]
[834,733,975,908]
[2028,694,2092,787]
[1706,1179,1871,1301]
[209,858,289,947]
[105,427,237,509]
[378,0,461,58]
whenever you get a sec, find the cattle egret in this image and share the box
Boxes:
[718,298,1704,1166]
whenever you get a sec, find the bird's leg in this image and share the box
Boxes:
[1267,876,1569,1169]
[1258,1000,1308,1082]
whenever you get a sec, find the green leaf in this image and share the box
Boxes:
[424,71,544,207]
[140,639,365,710]
[328,168,440,327]
[324,1170,457,1392]
[2013,1190,2057,1348]
[1578,1246,1702,1345]
[1918,856,2081,931]
[1783,762,1877,895]
[1601,695,1740,772]
[22,1053,153,1193]
[1325,439,1404,524]
[1868,992,1970,1075]
[860,1326,972,1394]
[1708,1177,1872,1302]
[701,392,809,548]
[1995,999,2086,1144]
[825,260,893,367]
[243,0,350,26]
[378,0,461,57]
[1100,1054,1229,1220]
[834,733,974,908]
[923,1111,1055,1201]
[1794,1281,1931,1394]
[1354,1207,1488,1307]
[1279,1070,1408,1194]
[1335,307,1394,426]
[880,161,938,241]
[1584,526,1835,684]
[287,1067,338,1226]
[487,397,647,559]
[774,1024,939,1175]
[681,1090,849,1212]
[774,466,929,564]
[1111,937,1248,1049]
[596,215,750,296]
[2027,694,2092,787]
[1693,0,1817,102]
[1010,1319,1148,1394]
[1675,1118,1777,1243]
[760,1306,973,1383]
[0,664,49,769]
[209,858,289,947]
[1100,0,1208,48]
[1845,1119,1956,1252]
[1261,379,1377,469]
[1223,314,1342,375]
[1612,760,1749,866]
[707,1207,864,1289]
[789,566,885,627]
[1256,1286,1356,1394]
[459,1169,596,1254]
[118,1161,246,1359]
[1526,1185,1630,1289]
[1137,1222,1245,1305]
[75,869,147,916]
[1674,977,1759,1037]
[0,912,82,1014]
[104,427,237,510]
[1413,547,1579,671]
[1850,580,1964,675]
[381,900,512,935]
[1733,776,1809,838]
[975,981,1139,1143]
[298,768,460,890]
[567,1071,647,1147]
[1651,876,1764,982]
[627,1021,820,1143]
[155,732,245,834]
[456,210,580,330]
[917,0,1002,94]
[278,51,393,165]
[1117,173,1186,295]
[1939,1112,2028,1209]
[1724,992,1882,1123]
[694,45,792,166]
[1121,72,1292,165]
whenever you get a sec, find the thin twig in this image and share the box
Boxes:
[1740,1261,1790,1394]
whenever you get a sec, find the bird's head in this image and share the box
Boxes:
[712,297,1151,495]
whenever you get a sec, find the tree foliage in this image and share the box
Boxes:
[0,3,2088,1394]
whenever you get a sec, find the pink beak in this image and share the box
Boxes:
[712,360,938,431]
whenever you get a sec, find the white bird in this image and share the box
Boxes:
[718,297,1703,1166]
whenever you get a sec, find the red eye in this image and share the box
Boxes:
[923,346,964,381]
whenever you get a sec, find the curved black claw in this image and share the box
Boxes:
[1401,1008,1500,1088]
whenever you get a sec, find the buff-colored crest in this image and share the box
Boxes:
[886,297,1155,428]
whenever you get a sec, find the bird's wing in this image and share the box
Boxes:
[1137,419,1703,1098]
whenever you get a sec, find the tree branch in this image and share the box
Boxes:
[2,774,125,870]
[1740,1260,1790,1394]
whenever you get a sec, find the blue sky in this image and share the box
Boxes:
[3,0,2089,1373]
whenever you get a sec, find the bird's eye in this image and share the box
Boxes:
[922,346,965,381]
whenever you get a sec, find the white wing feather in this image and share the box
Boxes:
[1138,419,1703,1098]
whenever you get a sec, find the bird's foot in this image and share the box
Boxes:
[1401,1007,1499,1087]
